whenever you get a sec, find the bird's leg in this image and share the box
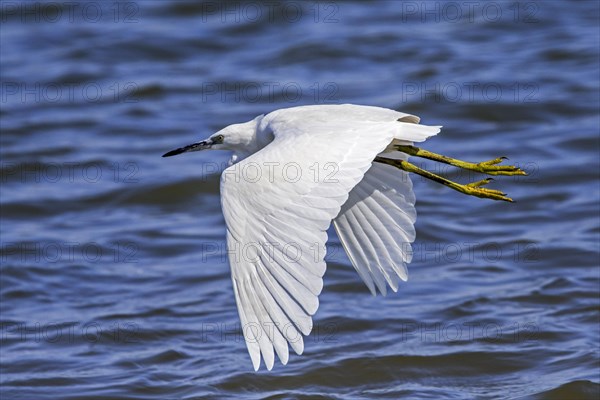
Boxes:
[373,156,514,202]
[393,145,527,176]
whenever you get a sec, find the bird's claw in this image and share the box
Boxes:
[480,156,507,166]
[457,156,527,176]
[465,178,493,188]
[474,157,527,176]
[461,178,513,202]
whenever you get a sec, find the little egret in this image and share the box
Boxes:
[163,104,525,370]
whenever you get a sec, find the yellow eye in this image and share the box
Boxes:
[214,135,224,143]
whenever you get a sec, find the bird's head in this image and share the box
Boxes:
[162,116,263,158]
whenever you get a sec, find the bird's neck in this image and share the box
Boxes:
[230,135,272,164]
[230,116,274,164]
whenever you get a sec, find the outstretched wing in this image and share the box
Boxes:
[333,153,416,296]
[332,120,440,295]
[220,114,399,370]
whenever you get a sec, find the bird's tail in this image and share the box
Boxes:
[393,121,442,144]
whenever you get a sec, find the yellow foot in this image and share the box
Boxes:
[461,178,513,202]
[374,157,515,202]
[394,145,527,176]
[470,156,527,176]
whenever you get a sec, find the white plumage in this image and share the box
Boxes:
[163,104,441,370]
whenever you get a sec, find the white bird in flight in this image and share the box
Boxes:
[163,104,525,370]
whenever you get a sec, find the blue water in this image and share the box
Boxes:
[1,1,599,399]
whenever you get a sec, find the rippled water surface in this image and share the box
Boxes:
[1,1,599,399]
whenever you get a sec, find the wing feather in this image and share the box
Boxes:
[238,281,275,370]
[254,259,312,335]
[250,269,301,357]
[333,152,425,295]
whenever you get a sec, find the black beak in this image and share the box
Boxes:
[162,140,211,157]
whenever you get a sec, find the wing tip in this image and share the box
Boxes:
[251,354,261,371]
